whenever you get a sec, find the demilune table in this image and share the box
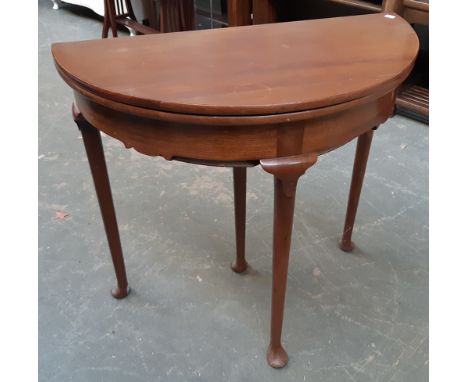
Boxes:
[51,13,418,368]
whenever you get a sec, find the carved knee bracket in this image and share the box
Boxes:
[72,102,88,130]
[260,152,318,195]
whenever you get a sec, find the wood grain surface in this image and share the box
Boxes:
[52,13,418,116]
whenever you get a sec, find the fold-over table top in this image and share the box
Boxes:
[52,13,418,117]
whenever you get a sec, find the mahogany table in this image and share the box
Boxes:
[52,13,418,368]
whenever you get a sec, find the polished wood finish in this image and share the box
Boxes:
[53,14,417,116]
[339,130,374,252]
[232,167,248,273]
[52,14,418,368]
[119,17,158,34]
[64,85,395,162]
[240,1,428,124]
[73,105,129,299]
[383,0,403,14]
[261,153,318,368]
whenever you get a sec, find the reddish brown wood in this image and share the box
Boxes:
[261,153,318,368]
[252,0,276,24]
[52,14,418,117]
[103,0,152,38]
[102,2,111,38]
[384,0,429,122]
[52,15,419,368]
[160,0,195,32]
[73,104,129,299]
[383,0,404,14]
[108,0,119,37]
[339,129,374,252]
[120,18,160,35]
[396,85,429,118]
[103,0,166,38]
[384,0,428,25]
[232,167,248,273]
[228,0,252,26]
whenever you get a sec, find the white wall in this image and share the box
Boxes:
[56,0,149,21]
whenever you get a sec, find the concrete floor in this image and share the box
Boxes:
[38,1,429,381]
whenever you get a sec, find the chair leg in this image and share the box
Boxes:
[73,105,129,299]
[339,129,374,252]
[102,0,110,38]
[107,0,118,37]
[231,167,248,273]
[261,153,318,368]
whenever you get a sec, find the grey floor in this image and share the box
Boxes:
[38,1,429,381]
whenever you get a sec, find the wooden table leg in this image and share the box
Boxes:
[73,105,129,299]
[232,167,248,273]
[339,129,374,252]
[261,153,318,368]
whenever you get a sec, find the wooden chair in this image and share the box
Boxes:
[103,0,195,38]
[102,0,159,38]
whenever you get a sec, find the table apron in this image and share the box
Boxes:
[74,91,394,163]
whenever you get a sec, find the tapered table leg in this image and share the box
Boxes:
[73,106,129,299]
[339,129,374,252]
[261,153,318,368]
[232,167,248,273]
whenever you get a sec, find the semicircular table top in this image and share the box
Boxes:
[52,13,419,117]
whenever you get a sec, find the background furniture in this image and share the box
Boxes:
[52,13,418,368]
[385,0,428,24]
[53,1,195,38]
[156,0,195,32]
[385,0,428,123]
[102,0,158,37]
